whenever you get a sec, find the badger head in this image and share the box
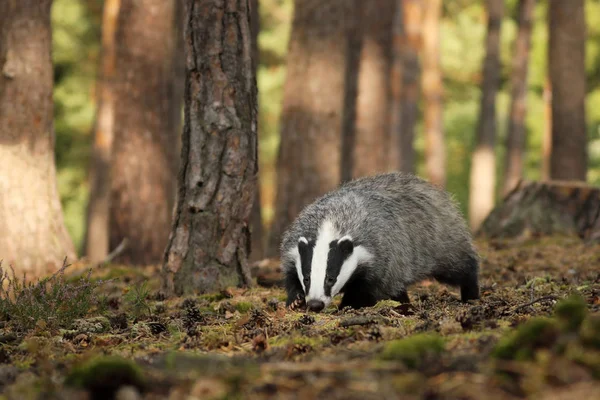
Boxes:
[291,220,373,312]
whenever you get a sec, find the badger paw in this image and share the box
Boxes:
[288,295,306,311]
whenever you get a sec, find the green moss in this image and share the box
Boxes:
[65,356,145,396]
[199,292,228,303]
[492,317,560,361]
[554,294,588,332]
[379,334,445,368]
[233,301,254,313]
[580,315,600,349]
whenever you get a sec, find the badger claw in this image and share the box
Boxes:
[288,295,306,311]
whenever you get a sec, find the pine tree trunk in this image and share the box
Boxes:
[394,0,423,173]
[422,0,445,188]
[266,0,357,256]
[541,78,552,181]
[350,0,395,179]
[502,0,535,196]
[84,0,121,262]
[109,0,183,265]
[469,0,504,231]
[0,0,76,276]
[479,180,600,243]
[249,0,264,262]
[162,0,257,295]
[548,0,587,181]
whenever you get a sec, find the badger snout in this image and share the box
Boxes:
[306,299,325,313]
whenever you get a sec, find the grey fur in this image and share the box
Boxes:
[280,172,480,308]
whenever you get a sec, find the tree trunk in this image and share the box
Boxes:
[392,0,423,173]
[468,0,504,231]
[349,0,395,179]
[266,0,357,256]
[421,0,445,187]
[0,0,76,276]
[478,180,600,244]
[84,0,121,262]
[541,78,552,181]
[548,0,587,181]
[502,0,535,196]
[249,0,264,262]
[109,0,183,265]
[162,0,257,295]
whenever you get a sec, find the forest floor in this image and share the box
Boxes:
[1,236,600,399]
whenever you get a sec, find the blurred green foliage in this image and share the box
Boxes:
[51,0,600,252]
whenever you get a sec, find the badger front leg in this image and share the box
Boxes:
[284,269,306,310]
[339,280,378,310]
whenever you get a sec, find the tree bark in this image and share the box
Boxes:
[541,78,552,181]
[468,0,504,231]
[109,0,183,265]
[84,0,121,262]
[502,0,535,196]
[249,0,264,262]
[548,0,587,181]
[421,0,445,188]
[479,180,600,243]
[0,0,76,276]
[162,0,257,295]
[349,0,395,179]
[391,0,423,173]
[266,0,357,256]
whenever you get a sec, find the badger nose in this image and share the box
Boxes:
[307,300,325,312]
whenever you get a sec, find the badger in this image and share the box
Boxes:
[280,172,480,312]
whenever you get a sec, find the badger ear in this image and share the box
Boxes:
[298,236,309,254]
[337,236,354,257]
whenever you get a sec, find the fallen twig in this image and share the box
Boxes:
[512,295,558,313]
[339,316,377,327]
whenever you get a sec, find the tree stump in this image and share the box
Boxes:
[477,180,600,242]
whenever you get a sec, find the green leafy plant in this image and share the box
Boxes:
[124,281,152,319]
[0,258,107,332]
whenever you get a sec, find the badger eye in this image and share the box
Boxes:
[325,276,335,286]
[303,277,309,285]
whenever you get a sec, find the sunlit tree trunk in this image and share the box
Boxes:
[469,0,504,231]
[348,0,395,179]
[502,0,535,196]
[266,0,358,256]
[0,0,76,275]
[109,0,183,265]
[391,0,422,173]
[421,0,445,187]
[84,0,121,262]
[162,0,257,295]
[548,0,587,181]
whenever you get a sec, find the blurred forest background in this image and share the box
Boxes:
[41,0,600,258]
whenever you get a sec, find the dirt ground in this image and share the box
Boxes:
[1,235,600,399]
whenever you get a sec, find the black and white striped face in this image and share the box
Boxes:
[290,220,373,312]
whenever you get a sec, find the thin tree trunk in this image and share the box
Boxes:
[469,0,504,231]
[396,0,423,173]
[339,10,362,184]
[0,0,76,275]
[266,0,358,256]
[421,0,445,187]
[502,0,535,196]
[162,0,257,295]
[84,0,121,262]
[548,0,587,181]
[541,78,552,181]
[109,0,182,265]
[349,0,395,179]
[249,0,264,262]
[389,1,404,170]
